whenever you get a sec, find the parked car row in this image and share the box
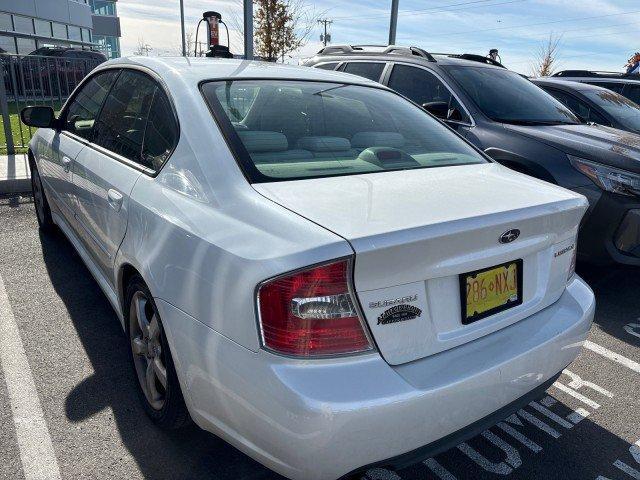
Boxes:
[18,49,634,480]
[303,45,640,266]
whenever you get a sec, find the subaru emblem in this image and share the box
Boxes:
[499,229,520,244]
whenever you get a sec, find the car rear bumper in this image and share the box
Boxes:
[156,276,594,480]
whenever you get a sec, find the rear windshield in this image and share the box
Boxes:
[445,66,580,125]
[201,80,486,182]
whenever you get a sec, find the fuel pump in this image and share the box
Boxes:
[195,11,233,58]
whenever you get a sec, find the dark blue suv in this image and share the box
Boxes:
[303,46,640,265]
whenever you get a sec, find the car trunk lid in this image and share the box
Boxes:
[253,163,588,365]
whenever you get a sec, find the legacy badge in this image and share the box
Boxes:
[377,305,422,325]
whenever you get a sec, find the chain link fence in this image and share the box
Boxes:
[0,53,103,154]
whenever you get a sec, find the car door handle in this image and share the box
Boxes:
[107,189,124,212]
[62,156,72,173]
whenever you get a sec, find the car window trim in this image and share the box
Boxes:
[386,62,475,127]
[59,64,181,178]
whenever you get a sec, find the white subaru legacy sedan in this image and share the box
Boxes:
[22,57,594,480]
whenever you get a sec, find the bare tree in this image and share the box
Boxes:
[134,37,152,56]
[228,0,322,60]
[531,34,561,77]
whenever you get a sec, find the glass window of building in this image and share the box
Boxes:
[68,26,82,42]
[0,13,13,31]
[93,34,120,59]
[16,37,36,55]
[91,0,117,16]
[52,23,67,39]
[35,19,52,37]
[81,28,91,42]
[0,35,16,54]
[13,16,34,35]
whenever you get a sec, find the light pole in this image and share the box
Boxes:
[388,0,399,46]
[244,0,253,59]
[180,0,187,56]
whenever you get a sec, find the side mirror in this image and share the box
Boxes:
[20,106,56,128]
[422,101,449,119]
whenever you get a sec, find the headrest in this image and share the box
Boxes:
[296,136,351,152]
[351,132,405,149]
[238,131,288,153]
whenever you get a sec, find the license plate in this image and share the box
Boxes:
[460,260,523,324]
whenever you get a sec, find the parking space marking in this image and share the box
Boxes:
[596,440,640,480]
[0,273,62,480]
[584,340,640,374]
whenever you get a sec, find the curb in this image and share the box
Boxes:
[0,154,31,196]
[0,177,30,196]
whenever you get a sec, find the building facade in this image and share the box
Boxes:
[0,0,121,58]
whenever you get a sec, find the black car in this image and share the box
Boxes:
[303,45,640,265]
[533,78,640,134]
[552,70,640,105]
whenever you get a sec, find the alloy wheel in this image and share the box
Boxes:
[129,291,168,411]
[31,167,45,224]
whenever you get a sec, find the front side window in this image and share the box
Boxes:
[342,62,385,82]
[584,89,640,131]
[622,84,640,105]
[202,80,486,182]
[62,70,119,140]
[388,64,470,124]
[92,70,157,164]
[545,88,610,125]
[446,66,579,125]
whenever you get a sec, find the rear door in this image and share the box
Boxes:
[72,69,178,281]
[42,69,118,225]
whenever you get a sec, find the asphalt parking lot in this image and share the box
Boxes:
[0,195,639,480]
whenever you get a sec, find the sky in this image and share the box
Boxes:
[117,0,640,75]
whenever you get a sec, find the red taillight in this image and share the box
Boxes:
[257,259,373,357]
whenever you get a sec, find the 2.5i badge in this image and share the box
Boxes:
[377,305,422,325]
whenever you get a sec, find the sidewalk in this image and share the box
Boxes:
[0,154,30,195]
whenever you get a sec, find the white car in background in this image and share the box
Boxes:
[21,57,595,480]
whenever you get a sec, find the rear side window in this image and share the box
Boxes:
[92,71,157,164]
[315,62,339,71]
[202,80,486,183]
[62,70,118,140]
[388,64,470,124]
[343,62,385,82]
[141,91,178,171]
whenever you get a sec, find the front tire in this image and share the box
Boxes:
[30,160,53,230]
[125,276,190,429]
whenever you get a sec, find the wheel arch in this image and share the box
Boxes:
[484,147,558,184]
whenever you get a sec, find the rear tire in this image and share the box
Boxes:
[30,159,54,230]
[125,275,191,429]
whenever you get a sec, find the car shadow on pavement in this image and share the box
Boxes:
[577,263,640,347]
[39,227,284,480]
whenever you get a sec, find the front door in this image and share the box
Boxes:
[50,69,120,224]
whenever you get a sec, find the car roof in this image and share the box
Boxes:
[99,56,385,87]
[531,78,612,93]
[307,52,505,70]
